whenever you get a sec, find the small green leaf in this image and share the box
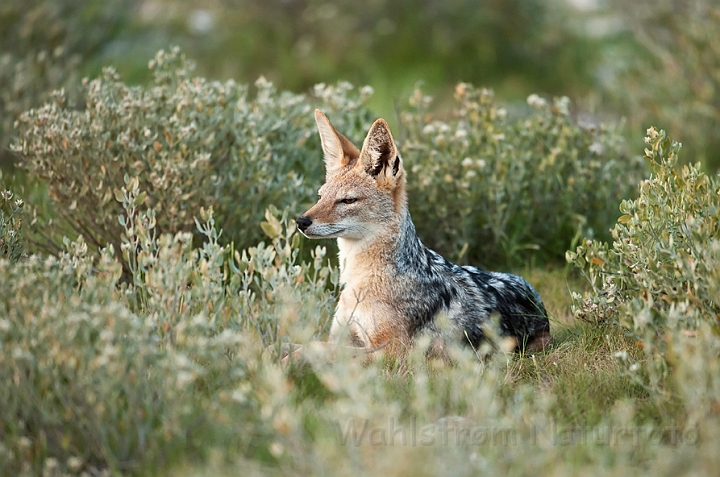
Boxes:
[264,208,282,234]
[260,221,279,239]
[113,188,124,203]
[618,214,632,224]
[134,191,147,207]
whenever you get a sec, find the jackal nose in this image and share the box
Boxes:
[296,215,312,232]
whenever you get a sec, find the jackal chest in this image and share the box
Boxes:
[330,285,409,349]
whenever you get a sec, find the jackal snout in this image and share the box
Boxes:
[296,215,312,233]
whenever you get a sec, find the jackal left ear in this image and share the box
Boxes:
[358,118,402,180]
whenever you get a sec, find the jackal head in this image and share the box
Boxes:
[296,110,406,242]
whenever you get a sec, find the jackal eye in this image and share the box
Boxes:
[338,198,357,205]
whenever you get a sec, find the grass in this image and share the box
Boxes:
[509,268,676,428]
[495,268,654,428]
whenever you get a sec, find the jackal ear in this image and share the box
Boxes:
[315,109,360,174]
[358,118,401,180]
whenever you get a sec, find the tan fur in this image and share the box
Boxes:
[299,111,410,357]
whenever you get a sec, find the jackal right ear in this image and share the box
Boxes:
[358,118,400,180]
[315,109,360,174]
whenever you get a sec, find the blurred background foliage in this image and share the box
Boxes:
[602,0,720,171]
[0,0,134,164]
[2,0,719,169]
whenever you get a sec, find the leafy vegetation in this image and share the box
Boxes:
[0,195,337,475]
[568,127,720,397]
[13,48,373,270]
[4,89,720,476]
[2,1,720,475]
[0,184,25,263]
[402,85,643,265]
[12,52,642,271]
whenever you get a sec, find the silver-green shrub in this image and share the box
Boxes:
[567,128,720,437]
[14,47,373,271]
[568,127,719,384]
[568,127,719,331]
[0,194,337,474]
[1,135,718,477]
[15,49,642,270]
[402,85,644,265]
[0,186,25,263]
[4,198,718,475]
